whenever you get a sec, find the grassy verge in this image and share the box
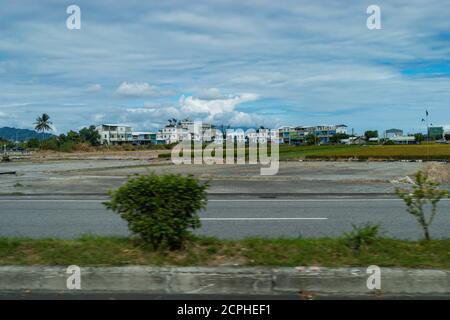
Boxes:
[279,144,450,160]
[0,236,449,268]
[159,144,450,161]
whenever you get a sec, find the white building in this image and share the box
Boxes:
[159,126,183,144]
[96,124,133,145]
[389,136,416,144]
[385,129,403,139]
[158,121,215,144]
[131,132,155,145]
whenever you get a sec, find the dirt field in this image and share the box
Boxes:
[19,149,164,161]
[1,157,443,195]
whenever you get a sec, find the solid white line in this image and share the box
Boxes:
[1,199,450,203]
[200,217,328,221]
[208,199,403,202]
[0,199,104,202]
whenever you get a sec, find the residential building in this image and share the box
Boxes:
[277,126,295,144]
[96,124,133,145]
[428,126,444,140]
[290,126,314,145]
[388,136,417,145]
[340,136,364,145]
[314,124,348,144]
[158,121,216,144]
[385,129,403,139]
[131,132,156,145]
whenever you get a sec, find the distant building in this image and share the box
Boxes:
[428,126,444,140]
[291,126,315,145]
[314,124,348,144]
[385,129,403,139]
[286,124,348,145]
[131,132,157,145]
[277,126,295,144]
[340,136,364,145]
[388,136,416,145]
[158,121,215,144]
[96,124,133,145]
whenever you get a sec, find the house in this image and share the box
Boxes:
[340,136,364,145]
[157,121,216,144]
[388,136,416,145]
[159,126,185,144]
[277,126,295,144]
[96,124,133,145]
[385,129,403,139]
[131,132,156,145]
[291,126,315,145]
[314,124,348,144]
[284,124,348,145]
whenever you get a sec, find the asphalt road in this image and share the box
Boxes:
[0,195,449,239]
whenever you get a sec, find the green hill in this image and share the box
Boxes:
[0,127,54,142]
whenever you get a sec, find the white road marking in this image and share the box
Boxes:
[0,198,419,202]
[201,217,328,221]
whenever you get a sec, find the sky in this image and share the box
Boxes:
[0,0,449,135]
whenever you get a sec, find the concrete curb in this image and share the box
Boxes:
[0,266,449,296]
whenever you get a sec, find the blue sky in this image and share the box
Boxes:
[0,0,449,134]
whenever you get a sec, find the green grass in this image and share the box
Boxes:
[0,236,449,268]
[159,144,450,161]
[279,144,450,160]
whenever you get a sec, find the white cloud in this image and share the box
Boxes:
[179,93,259,119]
[116,82,169,97]
[124,92,264,128]
[197,88,221,100]
[86,84,102,93]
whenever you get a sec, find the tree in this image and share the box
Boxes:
[104,174,208,250]
[414,133,425,143]
[34,113,53,133]
[66,130,81,143]
[305,133,317,146]
[330,133,349,144]
[364,130,378,141]
[395,171,448,240]
[79,126,101,146]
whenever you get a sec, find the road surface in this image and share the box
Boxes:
[0,195,449,239]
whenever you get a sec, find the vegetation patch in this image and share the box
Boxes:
[0,236,449,268]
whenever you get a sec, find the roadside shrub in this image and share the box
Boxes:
[343,223,381,253]
[1,154,10,162]
[104,173,208,250]
[396,171,448,240]
[39,137,59,150]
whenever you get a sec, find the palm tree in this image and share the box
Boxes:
[34,113,53,133]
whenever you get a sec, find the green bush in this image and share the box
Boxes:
[104,173,208,250]
[343,223,381,253]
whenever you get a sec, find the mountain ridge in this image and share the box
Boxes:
[0,127,54,141]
